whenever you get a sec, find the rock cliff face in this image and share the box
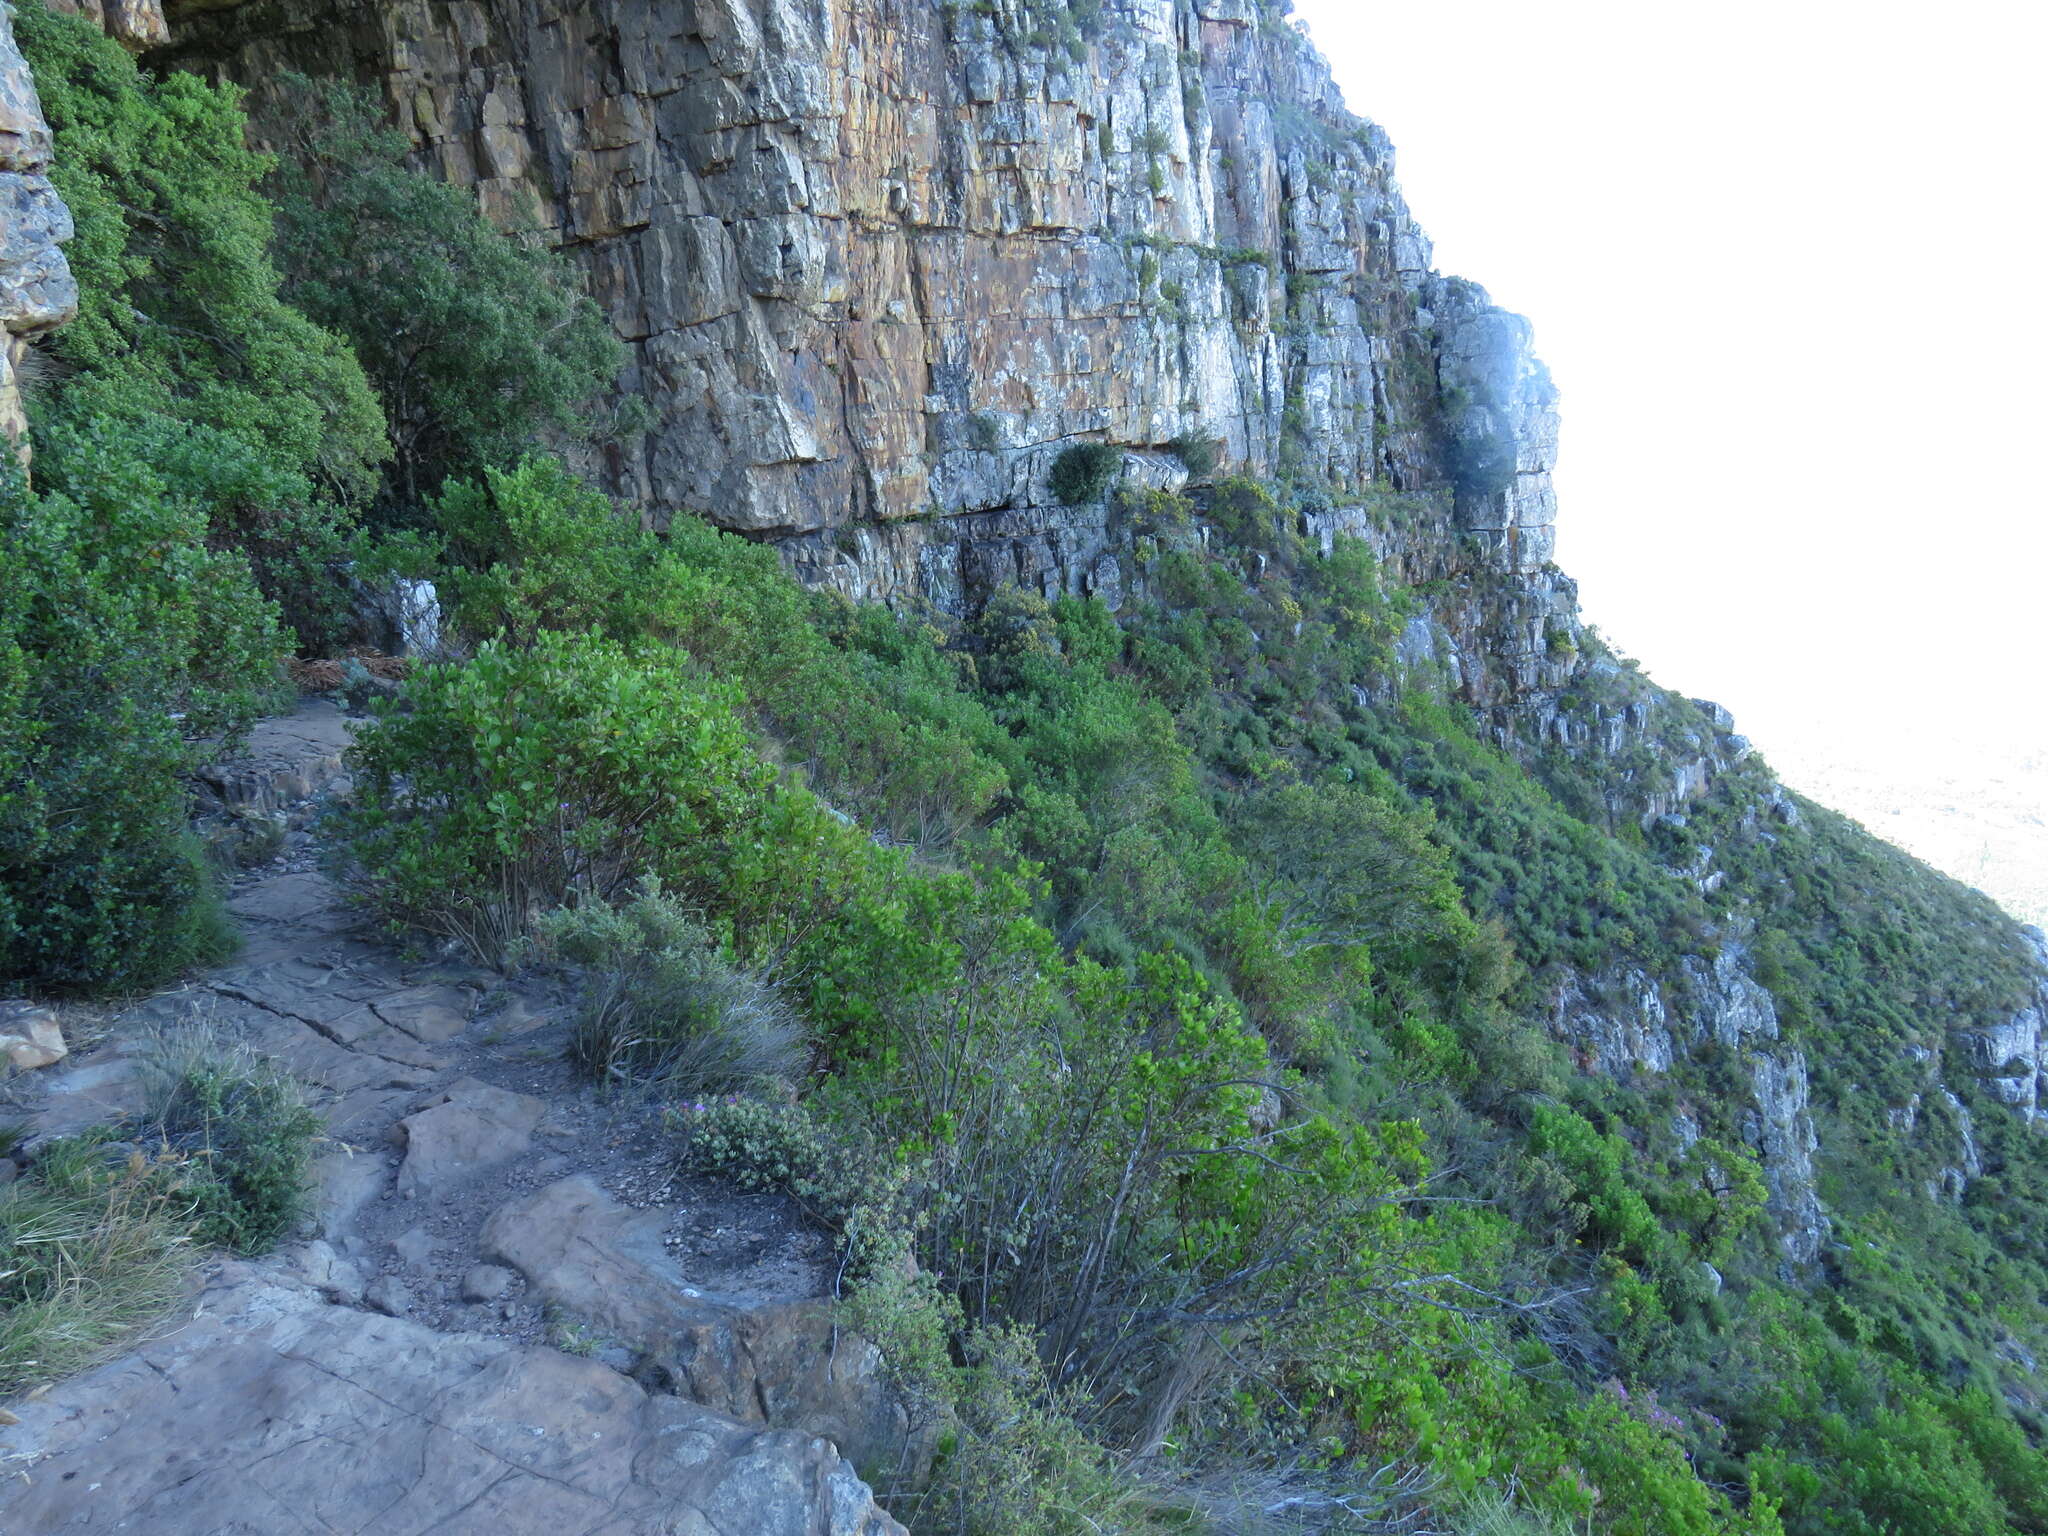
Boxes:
[0,0,76,466]
[147,0,1691,776]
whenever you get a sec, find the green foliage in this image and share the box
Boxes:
[1048,441,1126,505]
[266,76,624,512]
[283,356,2048,1536]
[339,631,773,963]
[1168,430,1221,480]
[138,1026,323,1253]
[539,885,807,1092]
[16,7,388,648]
[17,9,388,502]
[1235,780,1462,958]
[0,439,282,993]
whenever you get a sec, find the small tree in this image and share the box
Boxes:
[265,77,625,517]
[1233,781,1459,959]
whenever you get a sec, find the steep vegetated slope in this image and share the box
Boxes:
[6,1,2048,1532]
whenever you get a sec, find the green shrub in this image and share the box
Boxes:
[968,413,1003,454]
[339,631,771,962]
[1048,441,1125,505]
[0,437,282,994]
[266,76,624,513]
[16,8,388,504]
[17,7,387,648]
[1167,429,1221,480]
[433,455,673,646]
[540,886,807,1092]
[138,1025,322,1253]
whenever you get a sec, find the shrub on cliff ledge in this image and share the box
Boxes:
[338,632,771,963]
[1048,441,1125,505]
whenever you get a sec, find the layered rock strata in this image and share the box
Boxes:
[0,0,77,467]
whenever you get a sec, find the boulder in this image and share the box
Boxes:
[394,1077,546,1197]
[0,1271,906,1535]
[0,1001,66,1071]
[481,1176,909,1475]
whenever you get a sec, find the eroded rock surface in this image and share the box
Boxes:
[483,1176,908,1473]
[0,1267,905,1536]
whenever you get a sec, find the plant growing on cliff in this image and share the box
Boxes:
[15,7,389,647]
[264,75,624,517]
[1168,429,1222,480]
[1048,441,1125,505]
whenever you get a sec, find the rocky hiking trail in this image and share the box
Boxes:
[0,701,908,1536]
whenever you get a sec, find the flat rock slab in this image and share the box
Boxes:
[396,1078,548,1197]
[0,1272,906,1536]
[373,983,478,1043]
[482,1177,904,1472]
[228,872,351,930]
[193,699,353,817]
[213,964,446,1070]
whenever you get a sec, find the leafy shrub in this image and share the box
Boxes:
[673,1095,879,1228]
[1048,441,1125,505]
[540,887,807,1092]
[433,454,676,647]
[265,76,624,513]
[0,437,282,994]
[17,7,387,648]
[138,1025,322,1253]
[1234,780,1463,958]
[339,632,771,962]
[1168,429,1221,480]
[16,8,388,503]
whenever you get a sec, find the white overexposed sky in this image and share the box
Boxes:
[1289,0,2048,771]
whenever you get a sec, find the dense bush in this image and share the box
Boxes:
[1048,441,1126,505]
[266,76,625,512]
[1168,430,1222,480]
[0,442,281,993]
[17,9,388,500]
[16,7,387,648]
[339,632,771,962]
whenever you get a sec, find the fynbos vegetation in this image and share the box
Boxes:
[3,7,2045,1536]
